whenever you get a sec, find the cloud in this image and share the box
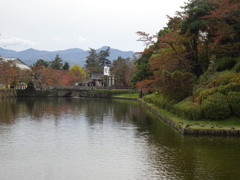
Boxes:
[78,36,86,42]
[50,36,62,41]
[0,37,36,46]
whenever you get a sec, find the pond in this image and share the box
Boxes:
[0,98,240,180]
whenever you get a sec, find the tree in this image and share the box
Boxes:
[180,0,212,76]
[62,62,70,70]
[131,49,154,85]
[33,59,49,68]
[0,59,19,88]
[50,54,63,70]
[85,47,111,73]
[205,0,240,57]
[98,47,111,66]
[85,48,100,72]
[68,64,86,82]
[112,56,133,87]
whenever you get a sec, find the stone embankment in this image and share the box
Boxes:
[138,99,240,136]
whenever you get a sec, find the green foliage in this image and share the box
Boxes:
[85,47,111,73]
[143,93,175,111]
[215,57,236,71]
[180,0,211,35]
[197,87,217,102]
[50,55,63,70]
[173,97,203,120]
[201,92,231,120]
[228,92,240,117]
[232,60,240,73]
[62,62,70,70]
[33,59,49,67]
[218,82,240,95]
[131,50,153,84]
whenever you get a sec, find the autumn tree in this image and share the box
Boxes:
[0,59,19,88]
[112,56,134,87]
[68,64,86,83]
[205,0,240,57]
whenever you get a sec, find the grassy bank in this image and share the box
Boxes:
[112,92,139,99]
[139,98,240,136]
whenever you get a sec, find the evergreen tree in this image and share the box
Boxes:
[33,59,49,68]
[85,47,111,73]
[50,54,63,70]
[62,62,70,70]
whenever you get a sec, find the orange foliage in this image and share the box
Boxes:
[32,66,81,86]
[0,60,19,87]
[136,79,154,93]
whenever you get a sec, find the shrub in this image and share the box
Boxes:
[201,92,231,120]
[173,97,203,120]
[143,93,175,111]
[218,82,240,94]
[228,92,240,117]
[197,87,217,102]
[232,61,240,73]
[215,57,236,71]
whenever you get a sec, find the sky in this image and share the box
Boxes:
[0,0,188,52]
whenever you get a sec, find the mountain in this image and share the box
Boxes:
[0,47,137,66]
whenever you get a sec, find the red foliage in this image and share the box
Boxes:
[136,79,154,93]
[33,67,81,86]
[206,0,240,55]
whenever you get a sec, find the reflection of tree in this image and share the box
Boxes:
[0,99,18,124]
[133,109,240,179]
[84,99,140,126]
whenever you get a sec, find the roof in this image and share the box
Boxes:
[91,73,102,80]
[0,57,31,70]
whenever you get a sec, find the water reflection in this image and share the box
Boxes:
[0,98,240,180]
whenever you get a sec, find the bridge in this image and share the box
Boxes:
[15,84,135,98]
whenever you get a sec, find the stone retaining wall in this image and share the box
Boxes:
[138,99,240,136]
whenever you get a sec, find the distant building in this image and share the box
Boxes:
[0,56,31,70]
[87,73,114,87]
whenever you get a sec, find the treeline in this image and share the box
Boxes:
[84,47,136,87]
[132,0,240,120]
[0,48,136,88]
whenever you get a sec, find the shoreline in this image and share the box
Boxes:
[138,99,240,136]
[1,89,240,136]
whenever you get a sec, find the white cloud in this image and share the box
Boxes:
[50,36,62,41]
[0,37,36,46]
[78,36,86,42]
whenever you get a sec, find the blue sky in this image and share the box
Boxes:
[0,0,188,52]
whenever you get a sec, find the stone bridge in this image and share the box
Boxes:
[16,85,135,98]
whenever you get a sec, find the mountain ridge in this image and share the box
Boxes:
[0,47,137,66]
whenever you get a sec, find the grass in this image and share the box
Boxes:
[112,93,139,99]
[140,99,240,131]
